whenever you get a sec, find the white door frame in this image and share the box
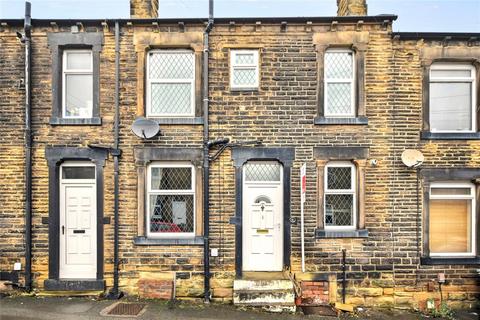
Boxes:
[242,161,284,272]
[59,161,97,279]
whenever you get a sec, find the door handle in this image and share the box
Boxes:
[62,225,64,234]
[73,230,86,234]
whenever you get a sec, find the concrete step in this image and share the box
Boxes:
[233,279,296,312]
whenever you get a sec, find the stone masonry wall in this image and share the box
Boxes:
[0,26,26,283]
[0,17,478,310]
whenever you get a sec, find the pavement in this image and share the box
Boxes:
[0,296,479,320]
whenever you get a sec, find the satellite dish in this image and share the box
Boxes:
[401,149,424,168]
[131,117,160,139]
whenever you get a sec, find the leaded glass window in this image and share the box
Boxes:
[244,162,282,182]
[147,50,195,117]
[147,163,195,237]
[429,63,476,132]
[230,50,259,89]
[62,50,93,118]
[324,162,356,229]
[324,49,355,117]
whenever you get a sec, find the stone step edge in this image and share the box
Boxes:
[233,289,294,294]
[234,301,296,306]
[233,282,294,291]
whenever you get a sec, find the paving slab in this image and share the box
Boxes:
[0,296,478,320]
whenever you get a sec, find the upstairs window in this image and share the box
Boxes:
[324,162,356,230]
[147,163,195,238]
[429,182,476,257]
[146,50,195,117]
[230,50,259,90]
[429,63,476,132]
[324,49,355,117]
[62,50,93,118]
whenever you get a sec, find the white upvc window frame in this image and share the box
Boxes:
[429,181,476,257]
[146,162,196,239]
[60,161,96,184]
[324,48,356,118]
[429,63,477,133]
[146,50,196,118]
[62,49,93,119]
[230,49,260,90]
[324,161,357,231]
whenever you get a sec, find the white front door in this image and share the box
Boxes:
[59,163,97,279]
[242,161,283,271]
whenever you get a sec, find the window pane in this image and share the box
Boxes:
[62,166,95,179]
[232,68,257,86]
[151,167,192,190]
[149,194,194,233]
[150,83,192,115]
[149,52,194,79]
[431,69,471,78]
[327,166,352,190]
[326,83,352,115]
[325,51,353,79]
[430,82,472,131]
[430,199,472,254]
[244,162,281,182]
[431,187,472,196]
[325,194,353,226]
[66,51,92,70]
[65,74,93,117]
[235,53,255,65]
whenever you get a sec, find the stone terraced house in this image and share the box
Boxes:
[0,0,479,312]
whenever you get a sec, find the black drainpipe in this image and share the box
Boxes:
[203,0,214,303]
[107,21,122,299]
[23,1,33,293]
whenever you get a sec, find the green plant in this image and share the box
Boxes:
[429,301,455,320]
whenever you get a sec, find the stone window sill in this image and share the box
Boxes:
[230,87,259,92]
[133,236,204,246]
[314,116,368,125]
[315,229,368,239]
[420,256,480,265]
[50,117,102,126]
[44,279,105,291]
[420,131,480,140]
[149,117,204,125]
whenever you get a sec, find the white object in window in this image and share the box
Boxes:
[146,50,195,117]
[147,163,195,238]
[230,50,259,89]
[429,182,476,257]
[62,50,93,118]
[324,49,355,117]
[324,162,356,230]
[429,63,476,132]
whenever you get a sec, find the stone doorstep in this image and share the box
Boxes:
[233,290,295,304]
[233,279,294,291]
[36,290,104,297]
